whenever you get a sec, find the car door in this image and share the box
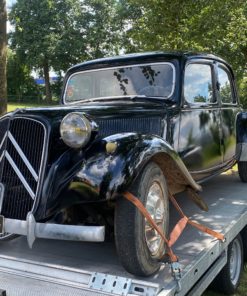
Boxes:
[217,63,240,164]
[178,60,223,181]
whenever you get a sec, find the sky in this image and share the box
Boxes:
[7,0,15,7]
[6,0,15,32]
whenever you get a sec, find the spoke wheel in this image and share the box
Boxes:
[229,239,242,286]
[144,182,165,258]
[115,162,169,276]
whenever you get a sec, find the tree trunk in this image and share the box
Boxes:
[0,0,7,115]
[43,59,52,104]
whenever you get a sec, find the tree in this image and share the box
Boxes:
[123,0,201,52]
[9,0,123,104]
[81,0,124,59]
[9,0,88,103]
[124,0,247,105]
[7,50,41,102]
[0,0,7,115]
[183,1,247,78]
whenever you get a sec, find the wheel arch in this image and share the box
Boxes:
[75,133,202,198]
[148,152,200,195]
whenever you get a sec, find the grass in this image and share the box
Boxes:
[6,103,247,295]
[7,102,44,112]
[7,100,58,112]
[237,268,247,296]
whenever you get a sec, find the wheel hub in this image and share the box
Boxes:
[144,182,165,257]
[229,239,242,286]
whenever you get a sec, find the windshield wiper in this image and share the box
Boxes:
[129,95,174,105]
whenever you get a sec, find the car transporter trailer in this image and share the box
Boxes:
[0,172,246,296]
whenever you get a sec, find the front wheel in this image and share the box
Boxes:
[115,162,169,276]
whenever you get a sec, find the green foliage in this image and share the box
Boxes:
[219,83,232,104]
[50,74,63,100]
[184,1,247,78]
[8,0,247,107]
[238,78,247,108]
[10,0,81,71]
[7,50,41,101]
[0,0,7,115]
[9,0,123,102]
[7,102,47,112]
[124,0,247,108]
[9,0,85,101]
[124,0,247,62]
[9,0,123,69]
[81,0,124,59]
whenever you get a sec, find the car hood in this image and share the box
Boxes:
[6,101,172,146]
[11,100,168,119]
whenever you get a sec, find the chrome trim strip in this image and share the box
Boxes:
[8,132,38,181]
[0,115,10,121]
[0,183,4,213]
[63,62,176,105]
[0,132,7,151]
[0,152,4,164]
[5,151,35,200]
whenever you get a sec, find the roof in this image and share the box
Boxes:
[67,51,231,74]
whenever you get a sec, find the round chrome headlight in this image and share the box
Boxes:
[60,113,92,148]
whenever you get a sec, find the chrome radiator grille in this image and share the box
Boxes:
[0,117,46,220]
[97,117,162,137]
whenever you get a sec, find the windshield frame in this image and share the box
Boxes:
[63,62,176,105]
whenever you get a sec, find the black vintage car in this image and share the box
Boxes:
[0,52,247,276]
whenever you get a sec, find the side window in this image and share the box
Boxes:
[184,63,213,104]
[218,66,234,104]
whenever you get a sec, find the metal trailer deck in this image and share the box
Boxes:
[0,172,246,296]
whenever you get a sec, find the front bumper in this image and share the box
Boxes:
[2,212,105,248]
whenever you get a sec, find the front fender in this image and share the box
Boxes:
[71,133,201,200]
[236,112,247,161]
[38,132,201,219]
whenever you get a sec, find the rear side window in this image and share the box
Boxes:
[218,66,234,104]
[184,63,213,104]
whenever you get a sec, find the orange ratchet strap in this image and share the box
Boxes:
[123,191,225,263]
[123,192,178,262]
[168,193,224,245]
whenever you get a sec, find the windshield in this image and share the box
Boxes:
[64,62,175,103]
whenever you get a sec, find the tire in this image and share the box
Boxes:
[212,234,243,295]
[115,162,169,276]
[238,161,247,182]
[241,226,247,262]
